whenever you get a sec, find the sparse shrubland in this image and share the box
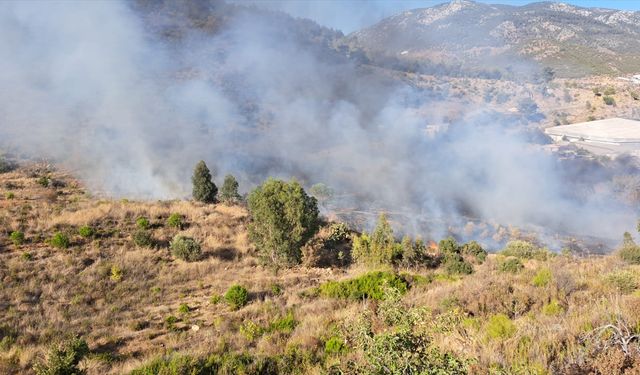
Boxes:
[1,165,639,375]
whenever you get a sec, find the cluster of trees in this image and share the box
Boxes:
[191,160,241,204]
[352,214,486,273]
[191,161,488,273]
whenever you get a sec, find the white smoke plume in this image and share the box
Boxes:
[0,1,635,245]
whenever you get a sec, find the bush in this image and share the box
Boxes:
[501,240,548,260]
[500,257,524,273]
[167,213,183,229]
[22,251,33,261]
[164,315,178,331]
[318,271,408,300]
[219,174,240,204]
[225,285,249,310]
[327,222,350,244]
[178,303,190,314]
[270,284,282,296]
[5,192,14,199]
[542,299,564,316]
[532,268,552,287]
[192,160,217,203]
[110,265,123,282]
[352,213,396,266]
[619,244,640,265]
[248,178,319,268]
[33,337,89,375]
[9,231,24,246]
[603,96,616,106]
[325,336,347,355]
[486,314,516,340]
[170,235,201,262]
[37,176,50,187]
[462,240,487,263]
[50,232,70,249]
[210,294,221,305]
[136,217,150,229]
[78,225,94,238]
[133,229,153,247]
[605,270,638,294]
[444,256,473,275]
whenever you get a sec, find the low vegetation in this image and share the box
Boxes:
[0,164,639,374]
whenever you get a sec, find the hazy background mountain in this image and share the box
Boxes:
[343,0,640,78]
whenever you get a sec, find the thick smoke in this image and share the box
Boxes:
[0,1,635,244]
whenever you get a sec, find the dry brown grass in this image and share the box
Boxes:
[1,164,639,374]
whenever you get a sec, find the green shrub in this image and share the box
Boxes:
[318,271,408,300]
[603,86,616,95]
[462,240,487,263]
[22,251,33,261]
[209,294,221,305]
[164,315,178,331]
[501,240,548,260]
[50,232,70,249]
[78,225,95,238]
[532,268,552,287]
[167,213,183,229]
[133,229,154,248]
[240,320,264,341]
[33,337,89,375]
[136,217,150,229]
[110,265,123,282]
[225,285,249,310]
[542,299,564,316]
[5,192,14,199]
[9,231,24,246]
[170,235,201,262]
[178,303,190,314]
[619,245,640,265]
[270,284,282,296]
[353,214,397,266]
[500,257,524,273]
[37,176,50,187]
[268,311,296,333]
[603,96,616,106]
[486,314,516,340]
[327,222,350,244]
[605,270,638,294]
[443,255,473,275]
[248,178,319,268]
[325,336,347,355]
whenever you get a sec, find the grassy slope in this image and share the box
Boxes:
[0,165,639,374]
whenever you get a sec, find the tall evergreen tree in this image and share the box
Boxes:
[191,160,217,203]
[220,174,240,204]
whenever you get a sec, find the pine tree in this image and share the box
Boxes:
[191,160,217,203]
[220,174,240,204]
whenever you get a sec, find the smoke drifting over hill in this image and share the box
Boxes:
[0,1,635,243]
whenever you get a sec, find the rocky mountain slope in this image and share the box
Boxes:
[343,0,640,77]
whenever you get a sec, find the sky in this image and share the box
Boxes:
[235,0,640,34]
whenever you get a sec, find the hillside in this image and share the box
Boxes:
[1,164,639,374]
[344,0,640,77]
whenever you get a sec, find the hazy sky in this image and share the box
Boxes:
[236,0,640,34]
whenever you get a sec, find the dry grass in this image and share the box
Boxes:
[1,164,639,374]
